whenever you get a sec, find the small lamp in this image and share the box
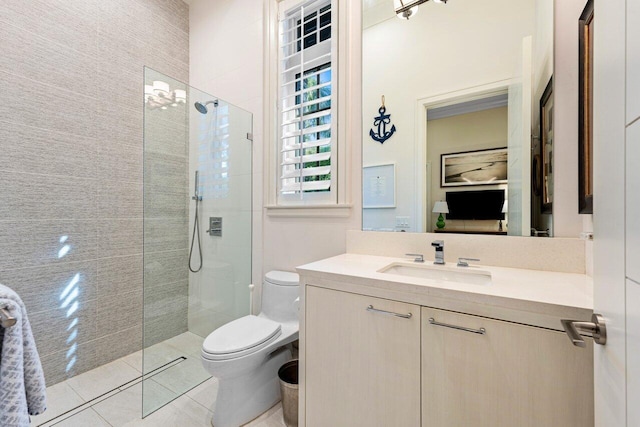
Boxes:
[433,201,449,229]
[499,200,508,231]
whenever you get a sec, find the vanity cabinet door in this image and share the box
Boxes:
[305,286,421,427]
[421,307,594,427]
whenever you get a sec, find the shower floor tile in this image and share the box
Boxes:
[29,382,84,426]
[162,331,204,358]
[33,332,286,427]
[50,408,110,427]
[66,359,140,401]
[151,357,209,395]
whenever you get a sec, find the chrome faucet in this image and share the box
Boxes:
[431,240,445,265]
[457,257,480,267]
[406,253,424,263]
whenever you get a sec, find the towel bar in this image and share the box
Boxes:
[0,307,16,328]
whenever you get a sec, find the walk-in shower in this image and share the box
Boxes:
[143,67,253,417]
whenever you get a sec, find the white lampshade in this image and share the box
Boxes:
[153,80,170,97]
[174,89,186,103]
[144,85,154,102]
[433,201,449,214]
[502,200,508,213]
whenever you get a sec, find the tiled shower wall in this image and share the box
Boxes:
[143,70,190,348]
[0,0,189,385]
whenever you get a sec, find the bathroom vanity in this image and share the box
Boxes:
[297,254,594,427]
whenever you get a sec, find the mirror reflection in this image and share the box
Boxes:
[362,0,554,236]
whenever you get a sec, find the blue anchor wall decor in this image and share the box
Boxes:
[369,95,397,144]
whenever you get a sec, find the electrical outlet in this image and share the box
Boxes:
[395,216,410,231]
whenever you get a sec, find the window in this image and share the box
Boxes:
[278,0,336,203]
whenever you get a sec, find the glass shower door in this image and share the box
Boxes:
[142,67,252,417]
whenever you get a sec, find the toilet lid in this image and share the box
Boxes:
[265,270,299,286]
[202,315,282,357]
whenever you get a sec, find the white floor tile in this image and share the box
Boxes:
[142,341,188,374]
[51,408,110,427]
[243,402,286,427]
[66,359,140,401]
[30,381,85,426]
[121,350,143,373]
[185,377,219,410]
[38,334,288,427]
[151,356,210,395]
[163,332,205,358]
[92,380,174,426]
[142,394,213,427]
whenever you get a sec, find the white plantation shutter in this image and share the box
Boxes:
[278,0,337,201]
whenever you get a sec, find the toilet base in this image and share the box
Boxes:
[211,346,292,427]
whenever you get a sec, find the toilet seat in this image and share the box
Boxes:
[202,315,282,361]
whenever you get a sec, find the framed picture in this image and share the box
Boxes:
[440,147,508,187]
[578,0,594,214]
[540,77,554,214]
[363,163,396,208]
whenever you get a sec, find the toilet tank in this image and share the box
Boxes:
[260,271,300,323]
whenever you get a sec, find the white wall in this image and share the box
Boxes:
[190,0,362,314]
[531,0,553,232]
[533,0,554,119]
[362,0,536,232]
[189,0,264,308]
[552,0,590,237]
[262,0,362,276]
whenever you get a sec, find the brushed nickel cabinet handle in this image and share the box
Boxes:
[428,317,486,335]
[366,305,412,319]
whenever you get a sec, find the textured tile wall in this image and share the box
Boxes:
[0,0,189,386]
[143,68,189,348]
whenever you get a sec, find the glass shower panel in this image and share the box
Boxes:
[187,89,253,339]
[142,67,253,417]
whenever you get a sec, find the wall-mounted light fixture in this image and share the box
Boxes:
[145,80,187,110]
[394,0,447,20]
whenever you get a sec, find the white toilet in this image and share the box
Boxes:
[201,271,300,427]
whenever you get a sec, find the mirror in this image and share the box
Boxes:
[362,0,555,236]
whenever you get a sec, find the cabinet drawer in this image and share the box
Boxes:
[421,307,594,427]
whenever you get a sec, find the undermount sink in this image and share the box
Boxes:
[378,262,492,286]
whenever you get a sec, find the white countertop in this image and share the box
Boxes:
[297,253,593,328]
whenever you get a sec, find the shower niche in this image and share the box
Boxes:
[143,67,253,417]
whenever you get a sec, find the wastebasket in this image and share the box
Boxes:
[278,359,299,427]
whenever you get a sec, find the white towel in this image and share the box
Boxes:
[0,284,47,426]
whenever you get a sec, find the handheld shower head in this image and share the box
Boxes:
[194,100,219,114]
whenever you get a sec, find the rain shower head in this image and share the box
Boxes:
[194,100,219,114]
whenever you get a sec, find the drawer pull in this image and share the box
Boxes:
[366,305,412,319]
[428,317,486,335]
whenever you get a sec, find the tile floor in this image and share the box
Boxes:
[30,332,286,427]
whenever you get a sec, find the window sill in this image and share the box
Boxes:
[265,204,353,218]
